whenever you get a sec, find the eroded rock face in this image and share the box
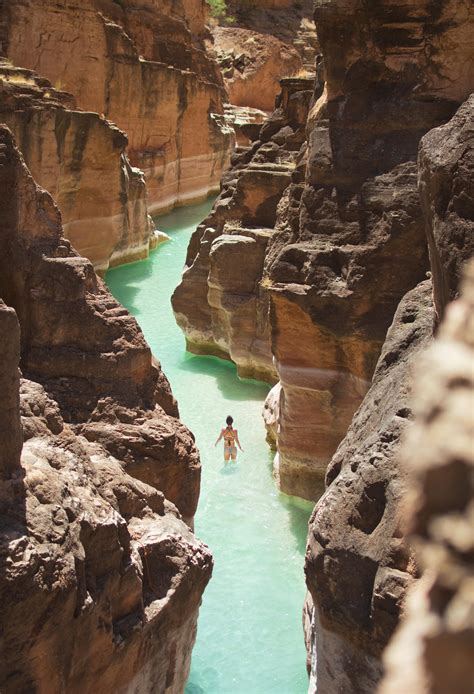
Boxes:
[0,125,200,522]
[264,0,473,498]
[224,0,319,71]
[380,264,474,694]
[305,92,474,692]
[214,26,302,112]
[0,300,22,480]
[172,76,313,383]
[305,281,433,693]
[1,0,233,215]
[0,58,155,273]
[418,94,474,322]
[0,125,211,690]
[176,0,473,500]
[0,374,212,693]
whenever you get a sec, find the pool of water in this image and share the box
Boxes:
[106,199,313,694]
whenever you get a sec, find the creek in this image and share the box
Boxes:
[106,199,313,694]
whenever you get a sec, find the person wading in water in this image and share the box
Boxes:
[214,415,243,462]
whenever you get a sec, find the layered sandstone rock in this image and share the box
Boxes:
[176,0,473,500]
[305,280,433,692]
[214,26,302,112]
[0,58,156,273]
[1,0,233,214]
[172,76,314,383]
[224,0,319,71]
[380,263,474,694]
[0,125,211,690]
[0,124,200,521]
[305,94,474,692]
[264,0,474,498]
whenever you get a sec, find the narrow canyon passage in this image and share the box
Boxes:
[106,200,313,694]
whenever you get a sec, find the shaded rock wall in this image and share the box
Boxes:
[265,0,473,499]
[305,280,433,692]
[419,94,474,323]
[380,262,474,694]
[0,58,155,273]
[0,299,22,480]
[1,0,233,215]
[0,125,212,690]
[305,95,473,692]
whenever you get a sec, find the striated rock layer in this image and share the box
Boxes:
[175,0,473,502]
[305,280,433,692]
[0,58,156,274]
[305,95,474,692]
[1,0,234,215]
[172,76,314,383]
[0,125,212,690]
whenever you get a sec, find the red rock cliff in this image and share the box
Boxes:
[0,125,212,691]
[1,0,234,215]
[0,58,157,273]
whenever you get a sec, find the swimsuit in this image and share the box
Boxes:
[224,427,237,456]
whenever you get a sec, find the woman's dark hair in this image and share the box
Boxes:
[226,415,233,426]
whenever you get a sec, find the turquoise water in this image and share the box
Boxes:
[106,199,313,694]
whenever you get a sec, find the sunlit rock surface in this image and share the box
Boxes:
[214,26,302,112]
[172,76,313,384]
[1,0,234,215]
[175,0,473,501]
[305,281,433,692]
[0,58,155,273]
[0,125,212,690]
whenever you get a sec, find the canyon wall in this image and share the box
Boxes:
[1,0,233,215]
[174,0,473,500]
[305,94,474,692]
[0,126,211,690]
[213,0,317,113]
[380,265,474,694]
[0,58,157,274]
[172,75,314,383]
[379,96,474,694]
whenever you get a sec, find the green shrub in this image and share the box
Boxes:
[208,0,227,17]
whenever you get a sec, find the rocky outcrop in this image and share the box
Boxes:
[380,262,474,694]
[1,0,233,215]
[378,99,474,694]
[305,280,433,692]
[0,125,211,690]
[305,93,474,692]
[176,0,473,501]
[0,299,22,480]
[418,94,474,323]
[0,58,157,273]
[224,0,319,71]
[172,76,314,383]
[214,26,302,112]
[0,124,202,520]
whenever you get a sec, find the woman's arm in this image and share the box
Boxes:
[214,430,223,447]
[235,430,244,452]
